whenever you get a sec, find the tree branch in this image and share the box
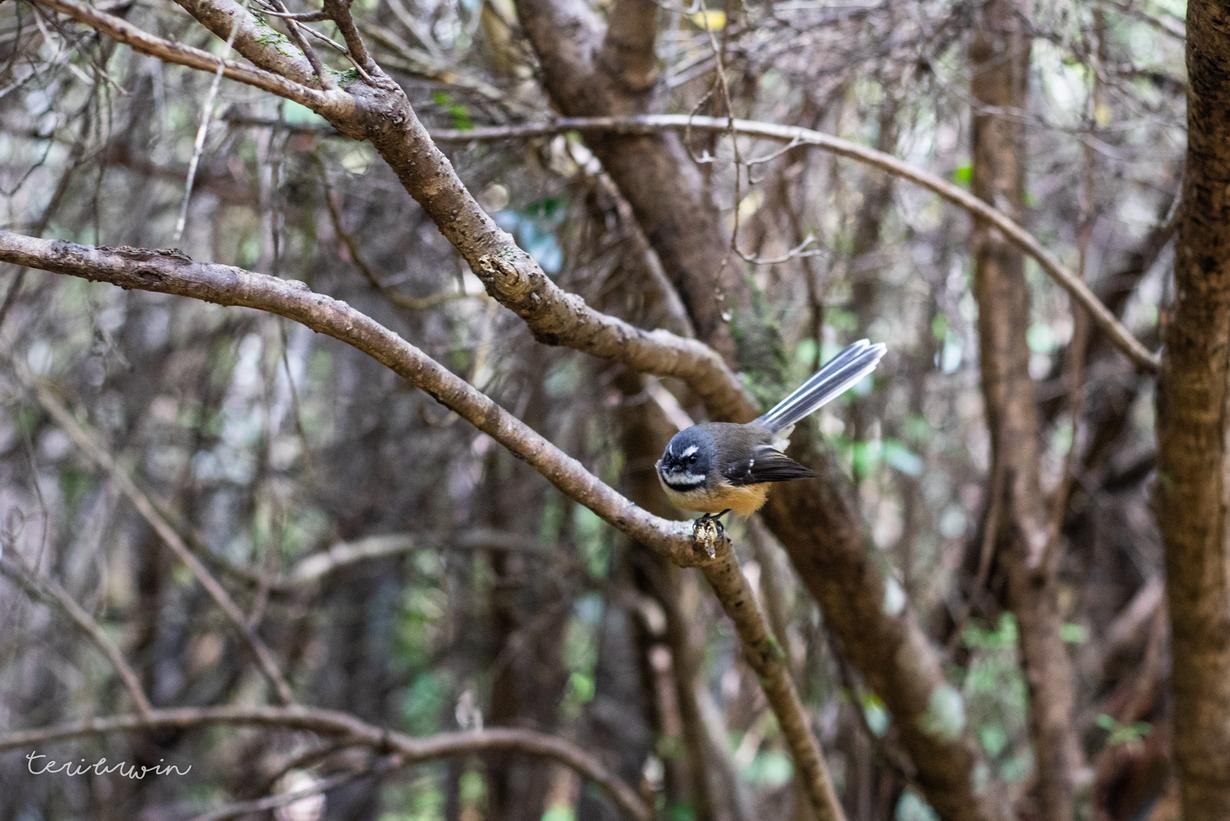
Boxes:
[223,108,1161,373]
[0,706,650,820]
[0,230,704,567]
[0,230,847,814]
[31,0,355,121]
[421,115,1161,373]
[14,366,297,706]
[170,0,323,87]
[700,540,845,821]
[0,556,154,718]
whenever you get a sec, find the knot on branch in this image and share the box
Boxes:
[477,251,535,303]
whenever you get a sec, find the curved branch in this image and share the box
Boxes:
[223,108,1160,373]
[19,370,296,706]
[700,540,844,820]
[422,115,1160,372]
[31,0,355,122]
[0,706,649,820]
[0,230,703,567]
[170,0,323,87]
[0,230,845,814]
[25,0,756,422]
[0,557,154,717]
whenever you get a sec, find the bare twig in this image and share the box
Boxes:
[322,0,374,75]
[0,231,705,567]
[700,535,845,821]
[10,362,297,705]
[173,5,242,243]
[221,110,1159,372]
[33,0,353,117]
[0,556,154,717]
[425,114,1162,372]
[0,707,650,820]
[261,0,331,87]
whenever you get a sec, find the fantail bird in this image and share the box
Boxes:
[656,339,887,519]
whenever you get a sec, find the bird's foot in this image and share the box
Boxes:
[691,511,730,559]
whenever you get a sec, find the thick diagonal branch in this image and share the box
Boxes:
[0,230,845,814]
[0,230,703,567]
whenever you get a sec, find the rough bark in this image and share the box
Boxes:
[513,0,748,360]
[969,2,1083,817]
[510,1,1004,815]
[1156,1,1230,815]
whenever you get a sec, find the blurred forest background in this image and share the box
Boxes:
[1,0,1223,819]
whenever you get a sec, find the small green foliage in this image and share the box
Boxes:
[1096,713,1152,747]
[952,164,973,187]
[959,614,1031,779]
[330,66,363,85]
[962,612,1018,651]
[459,770,486,807]
[903,412,932,443]
[757,635,785,663]
[1059,622,1089,645]
[931,312,948,341]
[399,671,449,735]
[836,436,923,479]
[432,91,475,131]
[565,670,595,709]
[58,468,93,516]
[664,801,697,821]
[792,337,819,371]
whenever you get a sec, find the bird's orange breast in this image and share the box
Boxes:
[660,480,771,516]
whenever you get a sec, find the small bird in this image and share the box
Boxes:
[656,339,887,519]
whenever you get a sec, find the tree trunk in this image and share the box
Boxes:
[1156,1,1230,815]
[969,1,1083,817]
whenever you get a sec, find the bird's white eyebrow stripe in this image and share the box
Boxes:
[680,445,698,458]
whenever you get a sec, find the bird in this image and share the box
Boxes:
[656,339,887,520]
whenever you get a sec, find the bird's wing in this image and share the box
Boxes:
[721,445,816,485]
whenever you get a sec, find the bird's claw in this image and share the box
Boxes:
[691,510,730,559]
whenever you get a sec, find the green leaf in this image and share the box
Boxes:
[1059,623,1089,645]
[431,91,474,131]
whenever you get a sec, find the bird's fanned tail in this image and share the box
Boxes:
[755,339,887,435]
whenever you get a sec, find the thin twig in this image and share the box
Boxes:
[699,532,845,821]
[10,362,297,705]
[174,6,242,243]
[222,109,1158,372]
[0,707,650,820]
[0,555,154,717]
[262,0,331,87]
[0,231,706,567]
